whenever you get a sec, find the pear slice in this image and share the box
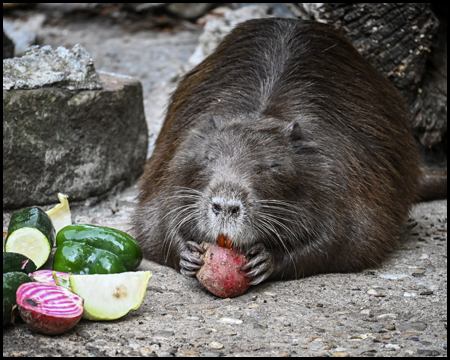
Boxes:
[69,271,152,320]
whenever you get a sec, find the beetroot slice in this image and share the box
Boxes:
[16,282,84,335]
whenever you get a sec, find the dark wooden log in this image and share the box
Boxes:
[289,3,446,164]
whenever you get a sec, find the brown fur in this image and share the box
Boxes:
[132,18,420,282]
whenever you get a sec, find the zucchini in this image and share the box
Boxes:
[3,252,37,274]
[56,224,142,271]
[5,207,55,269]
[3,272,31,326]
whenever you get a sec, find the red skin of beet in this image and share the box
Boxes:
[17,283,83,335]
[196,243,250,298]
[18,306,82,335]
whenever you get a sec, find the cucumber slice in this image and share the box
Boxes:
[3,252,37,274]
[3,272,31,326]
[69,271,152,320]
[5,207,55,269]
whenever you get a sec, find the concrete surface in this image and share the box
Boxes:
[3,187,447,357]
[3,6,447,357]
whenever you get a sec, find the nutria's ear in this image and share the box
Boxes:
[205,115,219,131]
[288,122,302,141]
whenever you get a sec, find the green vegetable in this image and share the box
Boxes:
[3,272,31,326]
[53,241,127,275]
[5,207,55,269]
[3,252,37,274]
[56,224,142,271]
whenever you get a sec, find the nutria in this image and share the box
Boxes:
[132,18,420,285]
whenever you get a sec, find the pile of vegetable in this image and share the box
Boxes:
[3,192,252,336]
[3,193,151,335]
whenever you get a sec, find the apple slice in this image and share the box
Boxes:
[45,193,72,234]
[69,271,152,320]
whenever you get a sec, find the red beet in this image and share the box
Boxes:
[196,243,250,298]
[16,282,84,335]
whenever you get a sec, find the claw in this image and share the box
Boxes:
[249,272,270,286]
[179,242,205,277]
[180,258,203,271]
[180,250,204,266]
[245,243,265,257]
[180,268,198,277]
[186,241,206,254]
[244,259,272,278]
[242,246,270,271]
[241,243,273,285]
[242,254,266,271]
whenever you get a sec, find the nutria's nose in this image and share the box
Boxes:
[211,199,241,219]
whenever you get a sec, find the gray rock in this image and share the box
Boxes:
[188,5,273,67]
[3,72,147,208]
[166,3,216,20]
[3,44,102,91]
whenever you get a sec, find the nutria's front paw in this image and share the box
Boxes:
[242,243,274,285]
[179,241,205,277]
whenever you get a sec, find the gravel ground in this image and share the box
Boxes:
[3,7,447,357]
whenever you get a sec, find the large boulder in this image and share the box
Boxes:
[3,45,148,208]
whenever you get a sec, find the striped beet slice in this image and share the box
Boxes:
[16,282,84,335]
[29,270,71,286]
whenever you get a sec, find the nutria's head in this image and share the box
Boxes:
[161,113,328,251]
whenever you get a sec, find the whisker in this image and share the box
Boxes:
[255,216,298,277]
[257,212,297,241]
[163,208,200,263]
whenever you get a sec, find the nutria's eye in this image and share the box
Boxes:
[204,152,215,162]
[254,164,268,175]
[270,163,282,174]
[289,122,302,141]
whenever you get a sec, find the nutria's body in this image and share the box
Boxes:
[133,18,420,285]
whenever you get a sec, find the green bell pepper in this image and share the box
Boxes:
[55,224,143,271]
[53,241,127,274]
